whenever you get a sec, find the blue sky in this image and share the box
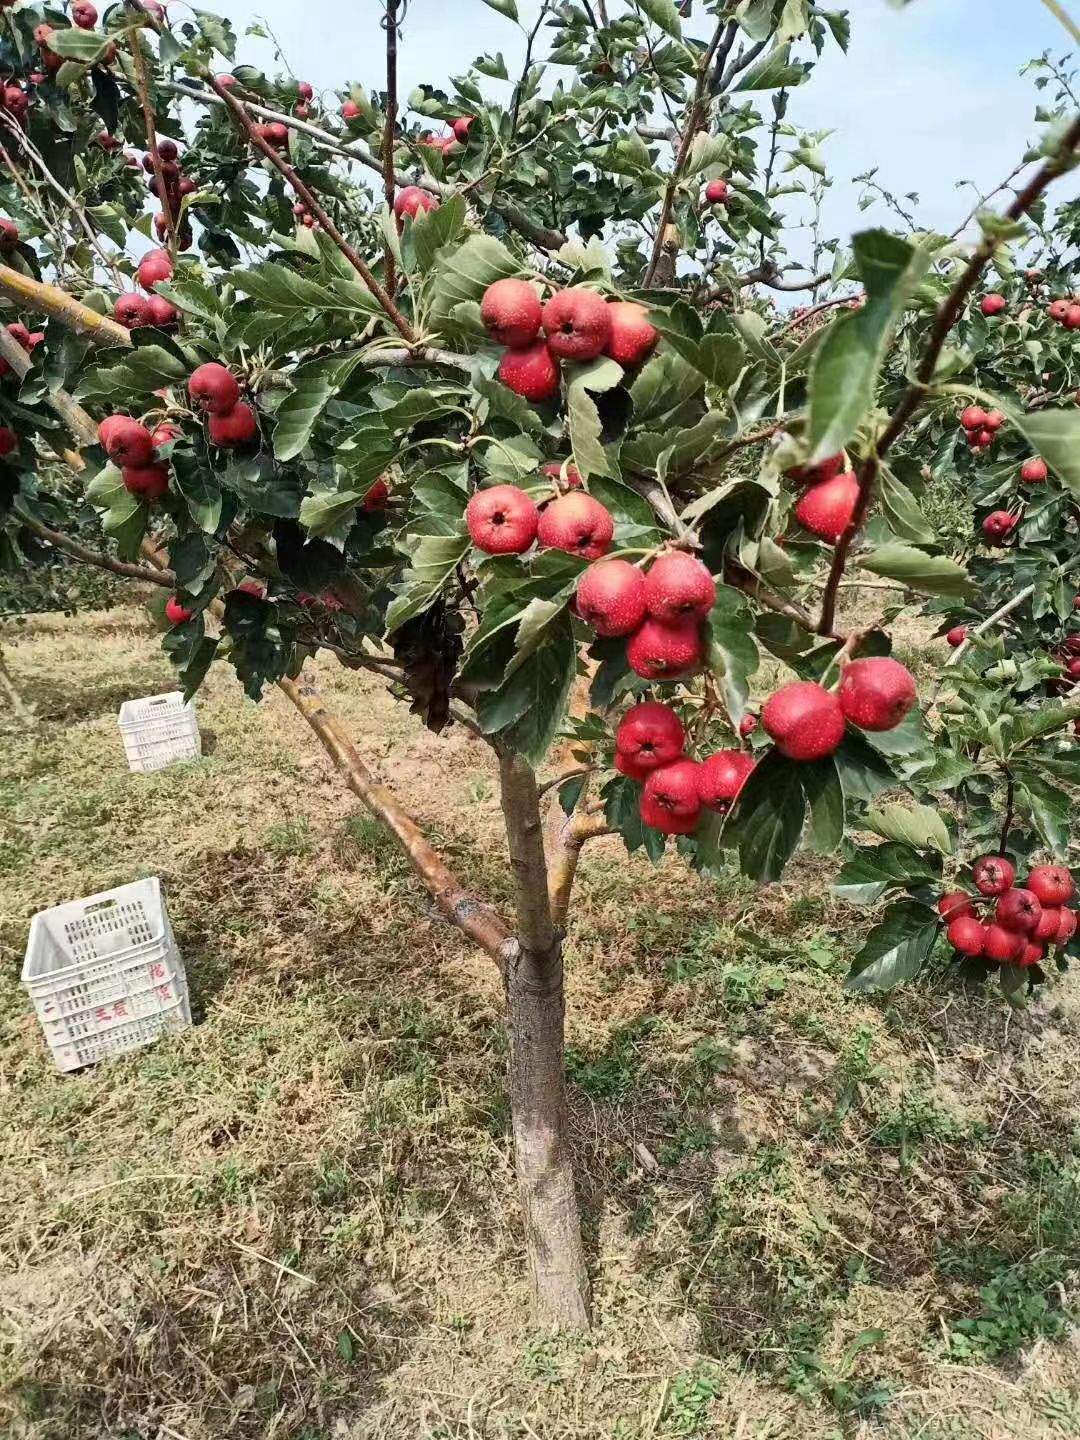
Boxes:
[221,0,1079,264]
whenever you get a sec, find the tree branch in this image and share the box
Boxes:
[816,114,1080,637]
[548,809,611,936]
[0,264,131,347]
[203,73,418,343]
[13,503,177,585]
[381,0,399,293]
[129,25,177,256]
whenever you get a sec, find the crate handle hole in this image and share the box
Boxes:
[82,899,119,914]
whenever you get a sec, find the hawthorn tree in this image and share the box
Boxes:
[2,0,1080,1327]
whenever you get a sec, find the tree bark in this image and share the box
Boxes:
[497,748,591,1328]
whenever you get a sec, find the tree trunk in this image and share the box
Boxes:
[498,748,591,1329]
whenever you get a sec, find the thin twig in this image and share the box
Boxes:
[13,503,177,586]
[128,25,177,257]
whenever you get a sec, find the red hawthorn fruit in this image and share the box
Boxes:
[603,301,658,368]
[996,887,1042,935]
[1033,906,1062,943]
[575,559,647,637]
[614,749,652,782]
[342,98,360,119]
[147,295,178,328]
[122,462,170,499]
[1055,908,1077,946]
[837,657,917,732]
[643,551,716,623]
[537,492,614,560]
[972,855,1015,896]
[982,511,1017,544]
[626,617,704,681]
[480,278,543,350]
[465,484,539,555]
[165,595,193,624]
[946,625,967,647]
[297,80,313,100]
[984,923,1023,962]
[393,186,438,219]
[0,425,16,456]
[188,362,240,414]
[541,460,582,489]
[698,750,755,809]
[761,681,846,762]
[237,579,266,598]
[704,178,729,205]
[541,288,612,362]
[363,478,389,511]
[0,219,18,254]
[114,293,151,328]
[1021,457,1048,484]
[178,177,196,196]
[452,116,472,143]
[983,409,1005,431]
[615,701,685,770]
[1048,298,1071,322]
[498,341,560,403]
[980,293,1007,317]
[208,402,258,447]
[103,416,154,467]
[1066,304,1080,330]
[1026,864,1075,906]
[157,138,178,162]
[947,916,987,957]
[254,122,289,149]
[640,759,702,835]
[960,405,988,431]
[150,422,182,447]
[136,248,173,289]
[937,892,975,921]
[1064,635,1080,655]
[795,472,860,544]
[1017,940,1046,967]
[739,714,757,737]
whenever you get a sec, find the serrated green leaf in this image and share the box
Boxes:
[726,749,806,881]
[732,43,808,91]
[865,801,951,854]
[193,8,236,58]
[859,543,970,598]
[807,231,931,461]
[273,378,334,462]
[475,613,576,763]
[481,0,517,18]
[800,754,844,853]
[299,485,367,538]
[385,532,470,631]
[990,400,1080,500]
[832,842,937,906]
[844,898,937,991]
[703,586,757,723]
[46,28,111,62]
[566,358,622,481]
[637,0,682,38]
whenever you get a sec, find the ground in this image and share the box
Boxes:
[1,603,1080,1440]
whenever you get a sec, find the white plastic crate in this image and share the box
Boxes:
[118,691,201,773]
[22,878,191,1073]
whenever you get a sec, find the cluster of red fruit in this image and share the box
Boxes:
[465,482,615,562]
[33,20,113,77]
[940,857,1076,967]
[254,119,290,151]
[188,361,257,447]
[478,280,658,404]
[292,201,321,231]
[141,137,196,249]
[113,248,177,329]
[576,551,714,680]
[418,115,473,156]
[613,701,753,833]
[1047,297,1080,330]
[0,319,43,377]
[293,79,313,122]
[97,414,179,499]
[959,404,1004,451]
[786,452,857,544]
[763,658,916,760]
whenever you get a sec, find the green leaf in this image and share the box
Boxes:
[833,731,898,801]
[999,963,1029,1008]
[79,344,190,399]
[475,614,576,764]
[859,543,970,598]
[87,204,128,249]
[299,485,367,538]
[177,637,219,702]
[410,192,467,274]
[1014,773,1071,855]
[726,750,806,881]
[193,8,237,58]
[800,755,844,854]
[864,801,951,854]
[480,0,517,18]
[385,532,470,631]
[832,842,937,906]
[879,463,935,546]
[171,452,223,534]
[703,586,757,723]
[428,233,520,335]
[273,378,334,462]
[844,899,938,991]
[567,358,622,482]
[45,28,111,62]
[807,231,931,462]
[637,0,682,40]
[732,43,808,91]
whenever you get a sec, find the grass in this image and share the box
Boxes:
[2,605,1080,1439]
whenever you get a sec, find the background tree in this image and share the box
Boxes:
[2,0,1080,1327]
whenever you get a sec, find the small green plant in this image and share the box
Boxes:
[785,1330,892,1415]
[661,1364,724,1435]
[265,815,316,858]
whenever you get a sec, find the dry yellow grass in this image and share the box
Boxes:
[1,605,1080,1439]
